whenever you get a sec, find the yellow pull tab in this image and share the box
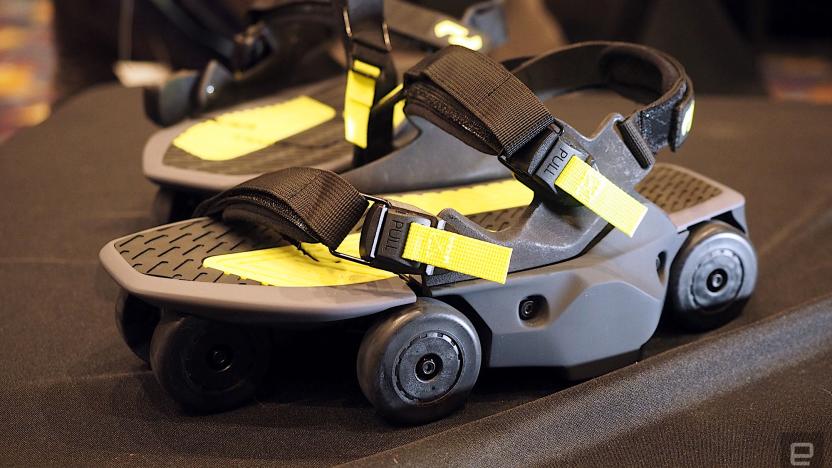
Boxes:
[343,60,381,149]
[402,223,512,284]
[554,157,647,237]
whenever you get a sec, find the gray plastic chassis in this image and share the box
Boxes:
[102,163,753,369]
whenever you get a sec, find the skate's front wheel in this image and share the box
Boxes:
[357,298,481,425]
[669,221,757,332]
[150,312,271,413]
[115,290,161,365]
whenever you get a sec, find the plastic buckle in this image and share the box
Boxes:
[338,0,395,92]
[498,124,591,205]
[329,194,441,275]
[497,124,558,181]
[338,0,392,60]
[362,195,444,275]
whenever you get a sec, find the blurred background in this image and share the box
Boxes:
[1,0,830,143]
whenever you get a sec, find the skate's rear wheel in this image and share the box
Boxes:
[669,221,757,332]
[357,298,481,425]
[149,312,271,412]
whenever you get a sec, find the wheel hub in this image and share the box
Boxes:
[691,248,743,311]
[706,268,727,292]
[395,332,462,402]
[416,354,442,380]
[207,346,234,372]
[185,328,256,392]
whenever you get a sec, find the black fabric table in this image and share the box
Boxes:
[1,85,830,466]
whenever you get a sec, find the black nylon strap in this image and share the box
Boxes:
[404,46,554,156]
[194,167,368,249]
[618,118,655,168]
[510,41,693,154]
[404,42,693,160]
[334,0,391,61]
[333,0,398,164]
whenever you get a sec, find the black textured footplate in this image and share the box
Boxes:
[637,164,722,214]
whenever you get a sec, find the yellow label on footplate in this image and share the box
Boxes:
[172,96,336,161]
[203,233,395,287]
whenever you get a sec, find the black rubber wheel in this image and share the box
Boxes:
[357,298,481,425]
[149,312,271,413]
[115,290,161,365]
[668,221,757,332]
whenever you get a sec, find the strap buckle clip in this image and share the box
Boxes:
[328,195,442,276]
[362,195,443,275]
[502,125,649,237]
[330,194,513,283]
[499,124,592,206]
[337,0,392,63]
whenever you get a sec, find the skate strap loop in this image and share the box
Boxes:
[337,0,502,154]
[402,44,694,236]
[404,43,694,158]
[195,167,511,283]
[335,0,398,156]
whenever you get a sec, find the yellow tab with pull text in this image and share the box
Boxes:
[402,223,512,284]
[554,157,647,237]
